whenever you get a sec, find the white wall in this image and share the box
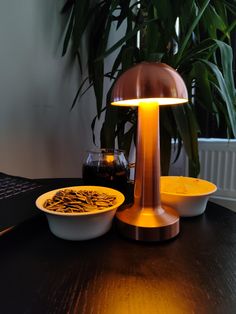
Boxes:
[0,0,100,178]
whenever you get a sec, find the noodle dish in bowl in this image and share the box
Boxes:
[36,186,125,240]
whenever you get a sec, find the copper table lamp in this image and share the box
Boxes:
[111,62,188,241]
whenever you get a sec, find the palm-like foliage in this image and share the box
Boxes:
[60,0,236,176]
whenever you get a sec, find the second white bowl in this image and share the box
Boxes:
[160,176,217,217]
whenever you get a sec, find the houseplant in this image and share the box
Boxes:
[59,0,236,176]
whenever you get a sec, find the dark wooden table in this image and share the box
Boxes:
[0,179,236,314]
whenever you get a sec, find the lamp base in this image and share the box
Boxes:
[116,205,179,241]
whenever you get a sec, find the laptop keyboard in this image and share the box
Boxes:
[0,172,42,200]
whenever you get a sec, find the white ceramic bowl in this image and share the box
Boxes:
[36,186,125,240]
[160,176,217,217]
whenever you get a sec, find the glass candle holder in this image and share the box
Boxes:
[82,149,131,193]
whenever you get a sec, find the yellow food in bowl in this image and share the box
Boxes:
[161,176,217,196]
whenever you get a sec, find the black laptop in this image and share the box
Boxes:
[0,172,50,233]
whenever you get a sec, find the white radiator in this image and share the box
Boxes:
[170,138,236,212]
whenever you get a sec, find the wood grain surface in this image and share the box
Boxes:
[0,180,236,314]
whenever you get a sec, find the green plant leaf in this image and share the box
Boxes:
[202,4,228,38]
[160,118,172,175]
[191,61,214,112]
[72,0,91,52]
[100,107,118,149]
[175,0,210,66]
[201,59,236,137]
[91,106,107,146]
[118,125,136,156]
[179,38,216,64]
[70,77,92,111]
[172,104,200,176]
[214,40,235,94]
[62,7,75,56]
[99,18,157,61]
[60,0,75,14]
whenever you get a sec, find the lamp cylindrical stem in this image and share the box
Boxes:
[134,102,162,212]
[116,102,179,241]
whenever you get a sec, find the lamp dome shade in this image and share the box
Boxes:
[111,62,188,106]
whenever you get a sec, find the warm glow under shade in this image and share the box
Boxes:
[111,62,188,106]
